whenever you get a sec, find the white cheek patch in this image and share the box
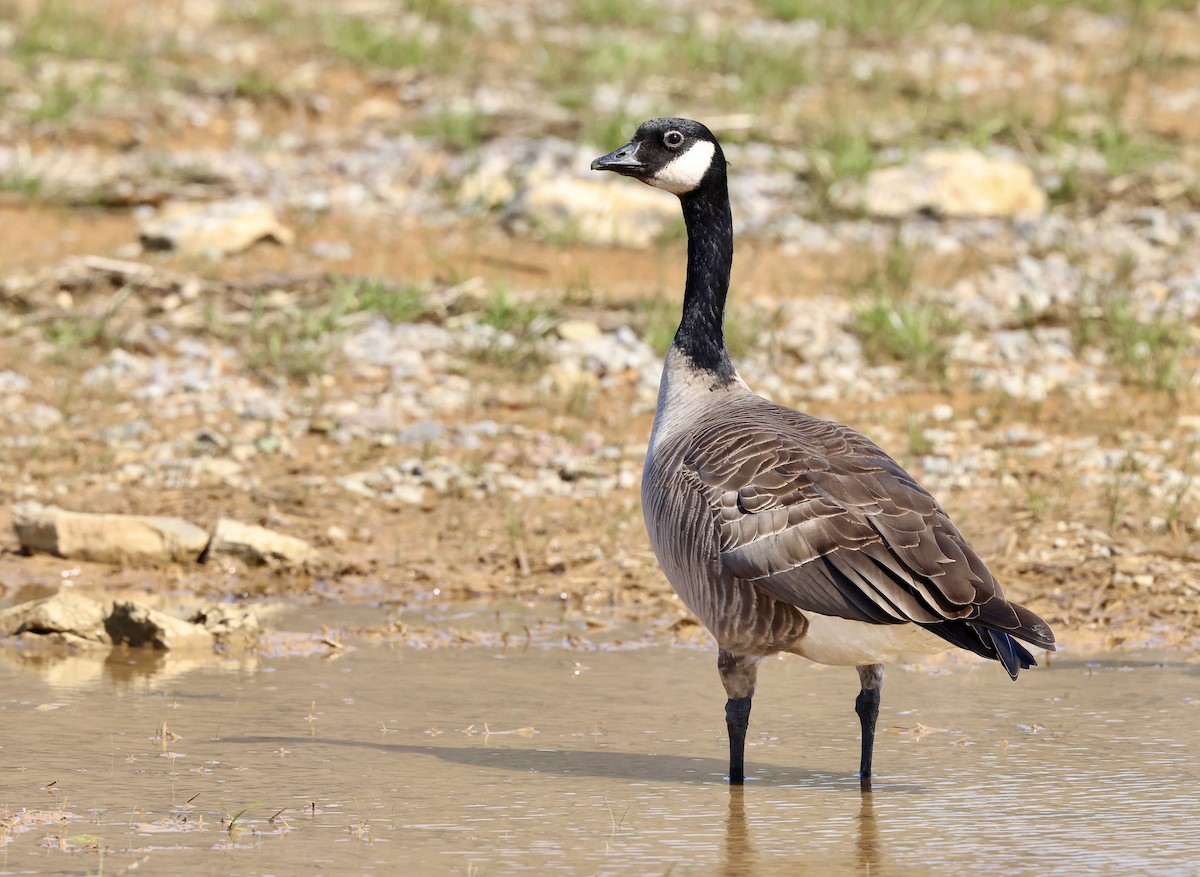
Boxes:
[651,140,716,194]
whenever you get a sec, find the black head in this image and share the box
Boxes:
[590,118,725,195]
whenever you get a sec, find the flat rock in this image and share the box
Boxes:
[139,199,294,257]
[0,593,217,652]
[516,177,678,248]
[850,150,1046,220]
[12,502,210,566]
[202,518,319,568]
[0,592,111,645]
[106,601,214,651]
[555,319,603,342]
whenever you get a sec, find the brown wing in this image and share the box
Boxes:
[682,401,1055,672]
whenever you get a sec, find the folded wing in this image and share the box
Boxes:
[684,403,1056,677]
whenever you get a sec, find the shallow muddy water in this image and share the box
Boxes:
[1,631,1198,876]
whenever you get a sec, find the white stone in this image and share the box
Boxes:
[853,150,1046,220]
[140,199,294,257]
[517,177,678,248]
[555,319,603,342]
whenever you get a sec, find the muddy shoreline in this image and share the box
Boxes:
[1,221,1199,658]
[3,0,1200,663]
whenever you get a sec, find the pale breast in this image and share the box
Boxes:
[641,444,716,619]
[643,469,809,655]
[642,373,808,654]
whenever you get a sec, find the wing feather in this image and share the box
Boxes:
[679,401,1056,655]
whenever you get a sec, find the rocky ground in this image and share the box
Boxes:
[1,0,1199,657]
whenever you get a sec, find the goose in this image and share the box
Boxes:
[591,118,1056,788]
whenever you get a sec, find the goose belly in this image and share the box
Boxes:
[791,612,951,666]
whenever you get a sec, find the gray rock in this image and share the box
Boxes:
[0,370,30,394]
[311,239,353,261]
[12,502,211,565]
[462,420,500,438]
[397,419,444,445]
[343,319,454,368]
[25,403,63,431]
[202,518,319,568]
[139,199,294,257]
[0,592,111,645]
[240,394,287,422]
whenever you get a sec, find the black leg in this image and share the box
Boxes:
[855,663,883,791]
[718,650,760,785]
[726,696,752,784]
[855,688,880,782]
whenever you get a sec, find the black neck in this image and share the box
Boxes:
[674,176,734,379]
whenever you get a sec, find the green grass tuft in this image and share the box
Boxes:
[758,0,1194,36]
[635,296,678,356]
[325,16,427,69]
[0,167,43,199]
[232,69,288,101]
[333,277,435,324]
[465,286,556,372]
[10,0,165,89]
[417,110,487,152]
[28,76,103,123]
[1094,123,1176,177]
[806,124,877,216]
[1081,293,1188,392]
[851,239,958,384]
[1068,254,1190,392]
[323,3,469,72]
[635,294,758,359]
[220,0,294,31]
[573,0,662,27]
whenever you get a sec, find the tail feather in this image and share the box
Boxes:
[1009,603,1057,650]
[987,627,1036,680]
[922,620,1040,679]
[975,599,1057,651]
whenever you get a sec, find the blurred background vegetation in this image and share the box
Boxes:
[2,0,1200,200]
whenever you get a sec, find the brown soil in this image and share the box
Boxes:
[2,200,1198,656]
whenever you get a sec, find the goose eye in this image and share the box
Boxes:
[664,130,684,148]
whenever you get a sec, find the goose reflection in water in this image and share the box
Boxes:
[228,734,893,875]
[720,786,882,877]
